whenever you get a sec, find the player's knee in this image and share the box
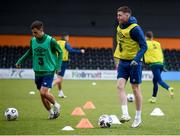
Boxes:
[153,78,156,82]
[56,77,62,84]
[117,84,124,91]
[132,85,140,93]
[40,89,48,97]
[153,80,157,84]
[40,91,46,97]
[117,78,126,91]
[157,80,164,85]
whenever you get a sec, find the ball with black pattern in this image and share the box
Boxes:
[98,114,112,128]
[4,108,18,121]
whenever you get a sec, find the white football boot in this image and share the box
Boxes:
[131,118,142,128]
[53,103,61,118]
[119,115,131,123]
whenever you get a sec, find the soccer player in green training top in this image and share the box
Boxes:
[16,20,63,119]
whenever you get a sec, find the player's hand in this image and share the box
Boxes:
[130,60,138,66]
[56,69,61,74]
[163,67,168,72]
[15,64,21,68]
[81,49,85,53]
[115,64,119,70]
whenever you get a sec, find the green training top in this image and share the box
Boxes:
[16,34,63,76]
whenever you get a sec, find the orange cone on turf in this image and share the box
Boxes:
[83,101,96,109]
[71,107,85,116]
[76,118,94,128]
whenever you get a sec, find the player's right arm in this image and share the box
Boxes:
[114,45,120,68]
[113,27,121,68]
[15,41,32,68]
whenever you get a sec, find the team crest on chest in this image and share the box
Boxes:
[34,47,47,56]
[118,31,125,39]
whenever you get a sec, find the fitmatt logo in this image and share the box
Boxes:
[72,71,102,79]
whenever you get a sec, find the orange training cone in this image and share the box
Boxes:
[71,107,85,116]
[83,101,96,109]
[76,118,94,128]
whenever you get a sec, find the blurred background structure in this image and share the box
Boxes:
[0,0,180,71]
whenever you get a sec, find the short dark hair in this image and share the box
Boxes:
[117,6,132,15]
[60,32,69,40]
[30,20,43,29]
[145,31,153,39]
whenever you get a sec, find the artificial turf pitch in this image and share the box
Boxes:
[0,79,179,135]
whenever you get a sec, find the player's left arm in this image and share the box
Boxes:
[130,26,147,63]
[51,38,63,71]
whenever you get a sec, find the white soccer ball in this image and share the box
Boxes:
[98,114,112,128]
[4,108,18,121]
[127,93,135,102]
